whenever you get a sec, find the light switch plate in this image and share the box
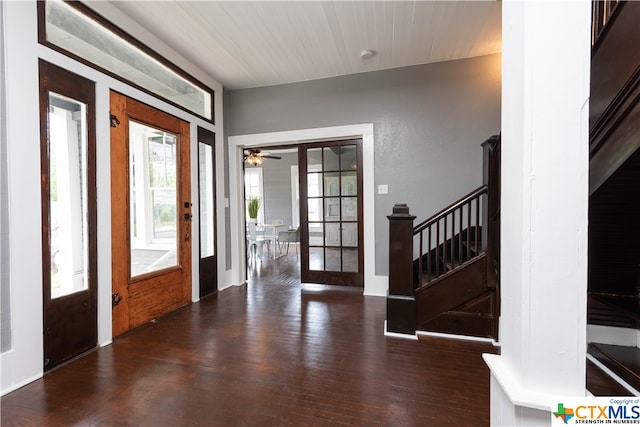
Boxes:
[378,184,388,194]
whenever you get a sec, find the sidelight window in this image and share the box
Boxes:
[48,93,90,298]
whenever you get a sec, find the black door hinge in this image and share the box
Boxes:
[110,113,120,128]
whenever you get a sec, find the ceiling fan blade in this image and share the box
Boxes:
[262,155,282,160]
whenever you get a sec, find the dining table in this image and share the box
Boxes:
[258,223,287,258]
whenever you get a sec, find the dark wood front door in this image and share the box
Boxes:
[197,127,217,298]
[110,92,192,338]
[39,60,97,370]
[299,139,364,287]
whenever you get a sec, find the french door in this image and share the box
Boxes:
[198,127,217,298]
[39,60,97,370]
[299,139,364,287]
[110,92,192,338]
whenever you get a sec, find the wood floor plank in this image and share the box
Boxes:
[2,255,498,426]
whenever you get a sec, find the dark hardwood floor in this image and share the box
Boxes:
[1,252,498,426]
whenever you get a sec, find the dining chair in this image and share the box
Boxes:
[277,226,300,255]
[247,221,270,261]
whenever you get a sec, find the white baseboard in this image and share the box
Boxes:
[1,372,42,397]
[417,330,500,346]
[383,321,418,340]
[218,282,244,292]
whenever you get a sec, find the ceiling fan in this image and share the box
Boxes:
[244,149,281,166]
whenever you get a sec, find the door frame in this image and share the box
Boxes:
[228,124,387,296]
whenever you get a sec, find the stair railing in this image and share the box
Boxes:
[413,185,487,288]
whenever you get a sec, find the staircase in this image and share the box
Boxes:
[412,187,496,337]
[587,343,640,396]
[386,135,500,339]
[586,0,640,397]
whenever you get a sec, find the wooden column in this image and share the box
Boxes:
[387,204,416,335]
[482,135,501,340]
[482,135,501,289]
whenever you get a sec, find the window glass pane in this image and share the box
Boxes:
[323,147,340,171]
[244,168,264,223]
[151,190,176,240]
[308,198,323,223]
[309,247,324,271]
[199,143,214,257]
[340,145,357,171]
[341,197,358,221]
[325,198,340,220]
[49,93,89,299]
[307,172,323,197]
[342,248,358,272]
[325,248,341,272]
[307,148,322,172]
[341,172,357,196]
[325,173,340,197]
[325,223,340,247]
[341,223,358,247]
[309,223,324,246]
[45,0,212,120]
[129,121,178,277]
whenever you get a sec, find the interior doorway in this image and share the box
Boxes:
[242,140,364,288]
[229,123,381,296]
[243,146,301,270]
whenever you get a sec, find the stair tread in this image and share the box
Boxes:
[588,343,640,392]
[591,294,640,322]
[587,359,634,396]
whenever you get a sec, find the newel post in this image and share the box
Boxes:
[387,204,417,335]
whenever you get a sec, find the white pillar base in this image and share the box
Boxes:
[490,372,550,426]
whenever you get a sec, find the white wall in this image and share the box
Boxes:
[1,0,227,395]
[0,0,12,354]
[226,54,502,276]
[2,0,45,395]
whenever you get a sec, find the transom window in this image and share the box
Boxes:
[39,0,214,122]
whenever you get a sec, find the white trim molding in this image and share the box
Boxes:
[384,321,418,341]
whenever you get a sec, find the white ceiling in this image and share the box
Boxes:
[108,1,502,90]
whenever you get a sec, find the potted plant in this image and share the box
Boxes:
[247,197,261,221]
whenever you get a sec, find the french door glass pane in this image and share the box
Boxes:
[129,121,178,277]
[325,248,341,272]
[307,148,322,172]
[305,143,360,274]
[48,93,89,299]
[309,247,324,271]
[323,147,340,171]
[199,142,215,257]
[343,248,358,272]
[341,146,357,170]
